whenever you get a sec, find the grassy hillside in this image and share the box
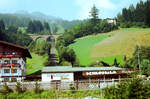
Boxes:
[92,28,150,58]
[69,28,150,66]
[26,38,47,75]
[69,34,109,66]
[26,53,48,75]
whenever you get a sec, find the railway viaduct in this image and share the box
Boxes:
[29,34,62,41]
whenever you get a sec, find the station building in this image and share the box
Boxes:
[0,41,32,82]
[42,66,132,82]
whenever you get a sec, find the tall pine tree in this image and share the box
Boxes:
[44,22,51,33]
[89,5,99,24]
[0,20,5,30]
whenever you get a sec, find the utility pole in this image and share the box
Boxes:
[138,47,141,75]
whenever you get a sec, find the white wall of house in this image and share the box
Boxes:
[0,58,26,82]
[0,77,22,82]
[42,73,74,82]
[0,67,22,76]
[107,19,116,24]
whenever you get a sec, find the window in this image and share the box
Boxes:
[5,52,11,55]
[12,69,17,73]
[4,60,10,64]
[12,60,17,64]
[12,52,17,55]
[51,75,53,79]
[4,78,9,82]
[4,69,10,73]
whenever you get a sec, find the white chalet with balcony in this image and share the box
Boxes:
[0,41,32,82]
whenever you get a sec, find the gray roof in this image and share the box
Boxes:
[42,66,124,73]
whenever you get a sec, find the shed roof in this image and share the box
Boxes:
[42,66,124,73]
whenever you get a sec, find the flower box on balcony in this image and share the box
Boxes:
[0,55,3,58]
[6,55,14,58]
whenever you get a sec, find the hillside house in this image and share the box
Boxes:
[105,18,116,24]
[0,41,32,82]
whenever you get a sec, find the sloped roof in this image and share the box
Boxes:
[42,66,124,73]
[0,41,32,58]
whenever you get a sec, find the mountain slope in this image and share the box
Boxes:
[91,28,150,59]
[0,12,82,33]
[69,28,150,66]
[69,33,109,66]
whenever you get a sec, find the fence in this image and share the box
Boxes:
[0,79,122,90]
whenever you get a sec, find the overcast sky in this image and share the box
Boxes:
[0,0,146,20]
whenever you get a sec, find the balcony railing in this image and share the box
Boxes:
[0,55,21,58]
[0,63,21,68]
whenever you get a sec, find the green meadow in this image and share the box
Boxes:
[26,38,47,75]
[26,53,48,75]
[69,28,150,66]
[69,33,109,66]
[0,90,103,99]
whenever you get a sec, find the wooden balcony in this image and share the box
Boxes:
[0,55,21,58]
[0,63,21,68]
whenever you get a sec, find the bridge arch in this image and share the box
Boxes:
[46,36,55,42]
[35,36,44,41]
[30,34,62,41]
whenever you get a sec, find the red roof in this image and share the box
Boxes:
[0,41,32,58]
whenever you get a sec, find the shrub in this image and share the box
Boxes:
[43,57,51,66]
[69,83,76,93]
[34,82,42,93]
[103,79,149,99]
[0,82,13,95]
[15,82,25,93]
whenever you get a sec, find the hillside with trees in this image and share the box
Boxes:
[0,19,32,46]
[56,0,150,68]
[26,20,51,34]
[117,0,150,28]
[0,12,82,33]
[56,5,118,66]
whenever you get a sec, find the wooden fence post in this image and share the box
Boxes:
[76,80,78,90]
[98,79,100,88]
[56,82,58,90]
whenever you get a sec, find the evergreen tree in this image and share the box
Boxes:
[113,58,120,67]
[26,21,35,33]
[135,0,146,22]
[33,20,42,33]
[0,20,5,30]
[27,20,45,33]
[7,25,18,33]
[0,20,6,41]
[44,22,51,33]
[59,47,76,66]
[89,5,99,24]
[122,8,129,22]
[145,0,150,26]
[53,26,58,34]
[117,0,150,27]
